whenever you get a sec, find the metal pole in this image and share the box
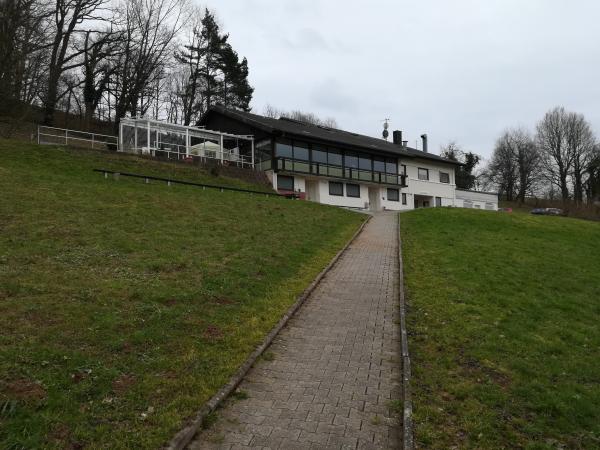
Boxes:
[251,138,255,169]
[37,126,40,144]
[220,134,224,164]
[92,133,95,149]
[186,129,189,156]
[147,119,150,155]
[65,129,68,146]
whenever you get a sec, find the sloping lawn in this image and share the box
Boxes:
[0,141,364,449]
[402,208,600,449]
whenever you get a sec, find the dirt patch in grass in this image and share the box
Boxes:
[212,296,236,305]
[112,374,136,395]
[203,324,224,340]
[3,379,46,401]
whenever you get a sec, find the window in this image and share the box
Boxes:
[329,181,343,196]
[418,168,429,180]
[346,183,360,198]
[387,188,399,202]
[373,157,386,173]
[440,172,450,183]
[386,158,398,174]
[277,175,294,191]
[312,146,328,164]
[359,154,372,171]
[436,197,442,207]
[402,193,407,205]
[345,151,359,168]
[275,139,293,158]
[293,141,309,161]
[328,149,342,166]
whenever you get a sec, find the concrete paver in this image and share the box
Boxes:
[189,213,401,449]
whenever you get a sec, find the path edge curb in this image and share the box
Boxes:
[165,214,372,450]
[398,214,414,450]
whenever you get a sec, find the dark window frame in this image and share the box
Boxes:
[346,183,360,198]
[439,171,450,183]
[418,168,429,181]
[387,188,400,202]
[277,175,294,191]
[402,193,407,205]
[329,181,344,196]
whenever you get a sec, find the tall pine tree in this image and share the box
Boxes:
[175,9,253,125]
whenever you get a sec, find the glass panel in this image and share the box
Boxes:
[312,146,328,164]
[328,166,343,177]
[293,141,309,161]
[359,154,372,171]
[359,171,372,181]
[293,161,310,173]
[275,139,293,158]
[345,151,358,168]
[373,157,385,173]
[386,158,398,174]
[385,174,398,184]
[277,175,294,190]
[328,149,342,166]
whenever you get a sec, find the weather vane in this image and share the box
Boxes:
[382,118,390,140]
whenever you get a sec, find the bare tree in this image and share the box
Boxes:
[111,0,188,132]
[488,128,540,202]
[42,0,111,125]
[536,107,573,201]
[263,104,338,128]
[565,111,596,204]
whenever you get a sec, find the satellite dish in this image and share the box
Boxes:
[382,129,389,139]
[382,118,390,140]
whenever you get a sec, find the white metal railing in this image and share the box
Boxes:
[38,126,118,150]
[134,144,254,168]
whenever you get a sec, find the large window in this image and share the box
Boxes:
[346,183,360,198]
[373,157,386,173]
[329,181,343,196]
[345,152,359,169]
[418,168,429,181]
[386,158,398,174]
[275,139,293,158]
[312,146,328,164]
[440,172,450,183]
[387,188,399,202]
[277,175,294,191]
[293,141,309,161]
[359,154,372,171]
[328,149,342,166]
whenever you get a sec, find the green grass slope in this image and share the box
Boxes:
[402,208,600,449]
[0,141,364,449]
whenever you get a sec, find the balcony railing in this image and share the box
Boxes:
[275,157,407,186]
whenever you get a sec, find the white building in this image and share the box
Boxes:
[195,105,498,211]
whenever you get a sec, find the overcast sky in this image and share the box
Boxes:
[203,0,600,160]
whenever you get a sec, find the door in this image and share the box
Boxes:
[368,187,381,211]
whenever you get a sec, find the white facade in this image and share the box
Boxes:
[270,156,498,212]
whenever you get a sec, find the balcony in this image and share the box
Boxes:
[275,157,407,187]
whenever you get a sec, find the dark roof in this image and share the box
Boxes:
[203,105,462,166]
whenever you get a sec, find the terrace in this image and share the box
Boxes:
[118,118,255,168]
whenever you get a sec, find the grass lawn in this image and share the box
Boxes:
[401,208,600,449]
[0,140,364,449]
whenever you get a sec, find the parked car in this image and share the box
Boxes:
[531,207,564,216]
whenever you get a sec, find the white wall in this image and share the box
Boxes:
[316,179,368,208]
[455,189,498,210]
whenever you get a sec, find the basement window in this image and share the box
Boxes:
[346,183,360,198]
[277,175,294,191]
[329,181,343,196]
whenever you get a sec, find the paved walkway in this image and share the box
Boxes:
[189,213,401,450]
